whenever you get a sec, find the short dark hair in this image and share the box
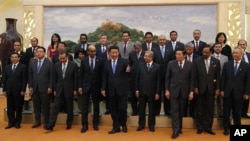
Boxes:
[215,32,227,43]
[36,46,46,53]
[213,42,222,48]
[145,32,153,37]
[10,52,20,58]
[203,44,213,52]
[170,30,178,36]
[80,33,88,39]
[175,48,186,55]
[59,50,68,56]
[122,31,130,36]
[58,42,67,47]
[108,46,119,52]
[76,49,87,57]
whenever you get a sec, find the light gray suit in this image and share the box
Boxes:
[212,53,228,117]
[28,57,54,125]
[117,41,135,60]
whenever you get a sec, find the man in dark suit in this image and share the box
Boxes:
[2,52,27,129]
[192,45,220,135]
[28,46,54,129]
[7,41,28,66]
[166,30,185,60]
[129,41,145,116]
[189,29,207,56]
[96,34,108,57]
[165,49,193,139]
[220,47,250,135]
[79,45,104,133]
[135,51,160,132]
[101,46,130,134]
[142,32,158,51]
[184,42,200,117]
[52,42,73,64]
[26,37,39,64]
[45,51,78,131]
[152,35,171,116]
[237,39,250,119]
[74,33,89,58]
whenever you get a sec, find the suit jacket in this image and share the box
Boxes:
[26,46,37,61]
[96,43,108,57]
[74,43,90,58]
[117,41,135,60]
[129,51,145,80]
[165,60,193,99]
[193,56,220,94]
[242,52,250,63]
[165,41,185,60]
[28,58,54,92]
[142,42,158,51]
[185,53,200,63]
[79,56,104,93]
[54,60,78,98]
[102,58,130,96]
[135,62,160,97]
[220,61,250,100]
[211,54,228,74]
[3,63,27,94]
[152,45,171,79]
[52,53,73,64]
[190,40,207,56]
[7,51,28,66]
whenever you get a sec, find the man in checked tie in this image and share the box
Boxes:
[220,47,250,135]
[45,50,78,131]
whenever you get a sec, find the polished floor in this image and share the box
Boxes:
[0,96,235,141]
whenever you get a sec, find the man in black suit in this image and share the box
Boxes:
[184,42,200,117]
[152,35,171,116]
[166,30,185,60]
[101,46,130,134]
[26,37,39,64]
[142,32,158,51]
[29,47,54,129]
[165,49,193,139]
[220,47,250,135]
[128,41,145,116]
[74,33,89,58]
[189,29,207,56]
[79,45,104,133]
[7,41,28,66]
[2,52,27,129]
[135,51,160,132]
[52,42,73,64]
[96,34,108,57]
[45,51,78,131]
[237,39,250,119]
[192,45,220,135]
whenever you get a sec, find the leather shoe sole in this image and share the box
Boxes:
[136,126,145,131]
[5,125,14,129]
[108,129,121,134]
[31,124,41,128]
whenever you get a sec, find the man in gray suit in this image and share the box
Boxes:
[29,46,54,129]
[212,42,228,119]
[117,31,135,60]
[165,49,193,139]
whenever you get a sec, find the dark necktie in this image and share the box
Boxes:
[234,61,238,76]
[179,62,183,71]
[161,46,165,58]
[12,64,16,73]
[147,63,150,71]
[124,42,127,54]
[90,59,94,71]
[188,55,191,62]
[62,63,66,78]
[195,41,199,52]
[37,60,42,73]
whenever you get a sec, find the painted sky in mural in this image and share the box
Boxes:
[44,5,216,47]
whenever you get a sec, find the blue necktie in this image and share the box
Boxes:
[161,46,165,58]
[37,60,41,73]
[90,59,94,71]
[234,61,238,76]
[12,64,16,73]
[112,60,116,74]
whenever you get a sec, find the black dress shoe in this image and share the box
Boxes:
[179,129,183,134]
[223,129,229,136]
[5,124,14,129]
[108,129,121,134]
[171,132,179,139]
[66,125,71,130]
[93,125,99,131]
[197,129,203,134]
[45,125,53,131]
[136,126,145,131]
[122,126,128,133]
[242,114,250,118]
[104,111,110,115]
[205,129,216,135]
[15,124,21,129]
[81,126,88,133]
[149,126,155,132]
[31,123,41,128]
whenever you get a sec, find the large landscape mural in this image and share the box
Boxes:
[44,5,216,53]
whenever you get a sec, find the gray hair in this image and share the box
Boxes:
[158,35,167,40]
[234,47,244,54]
[185,42,194,48]
[134,41,142,48]
[145,51,154,58]
[238,39,247,45]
